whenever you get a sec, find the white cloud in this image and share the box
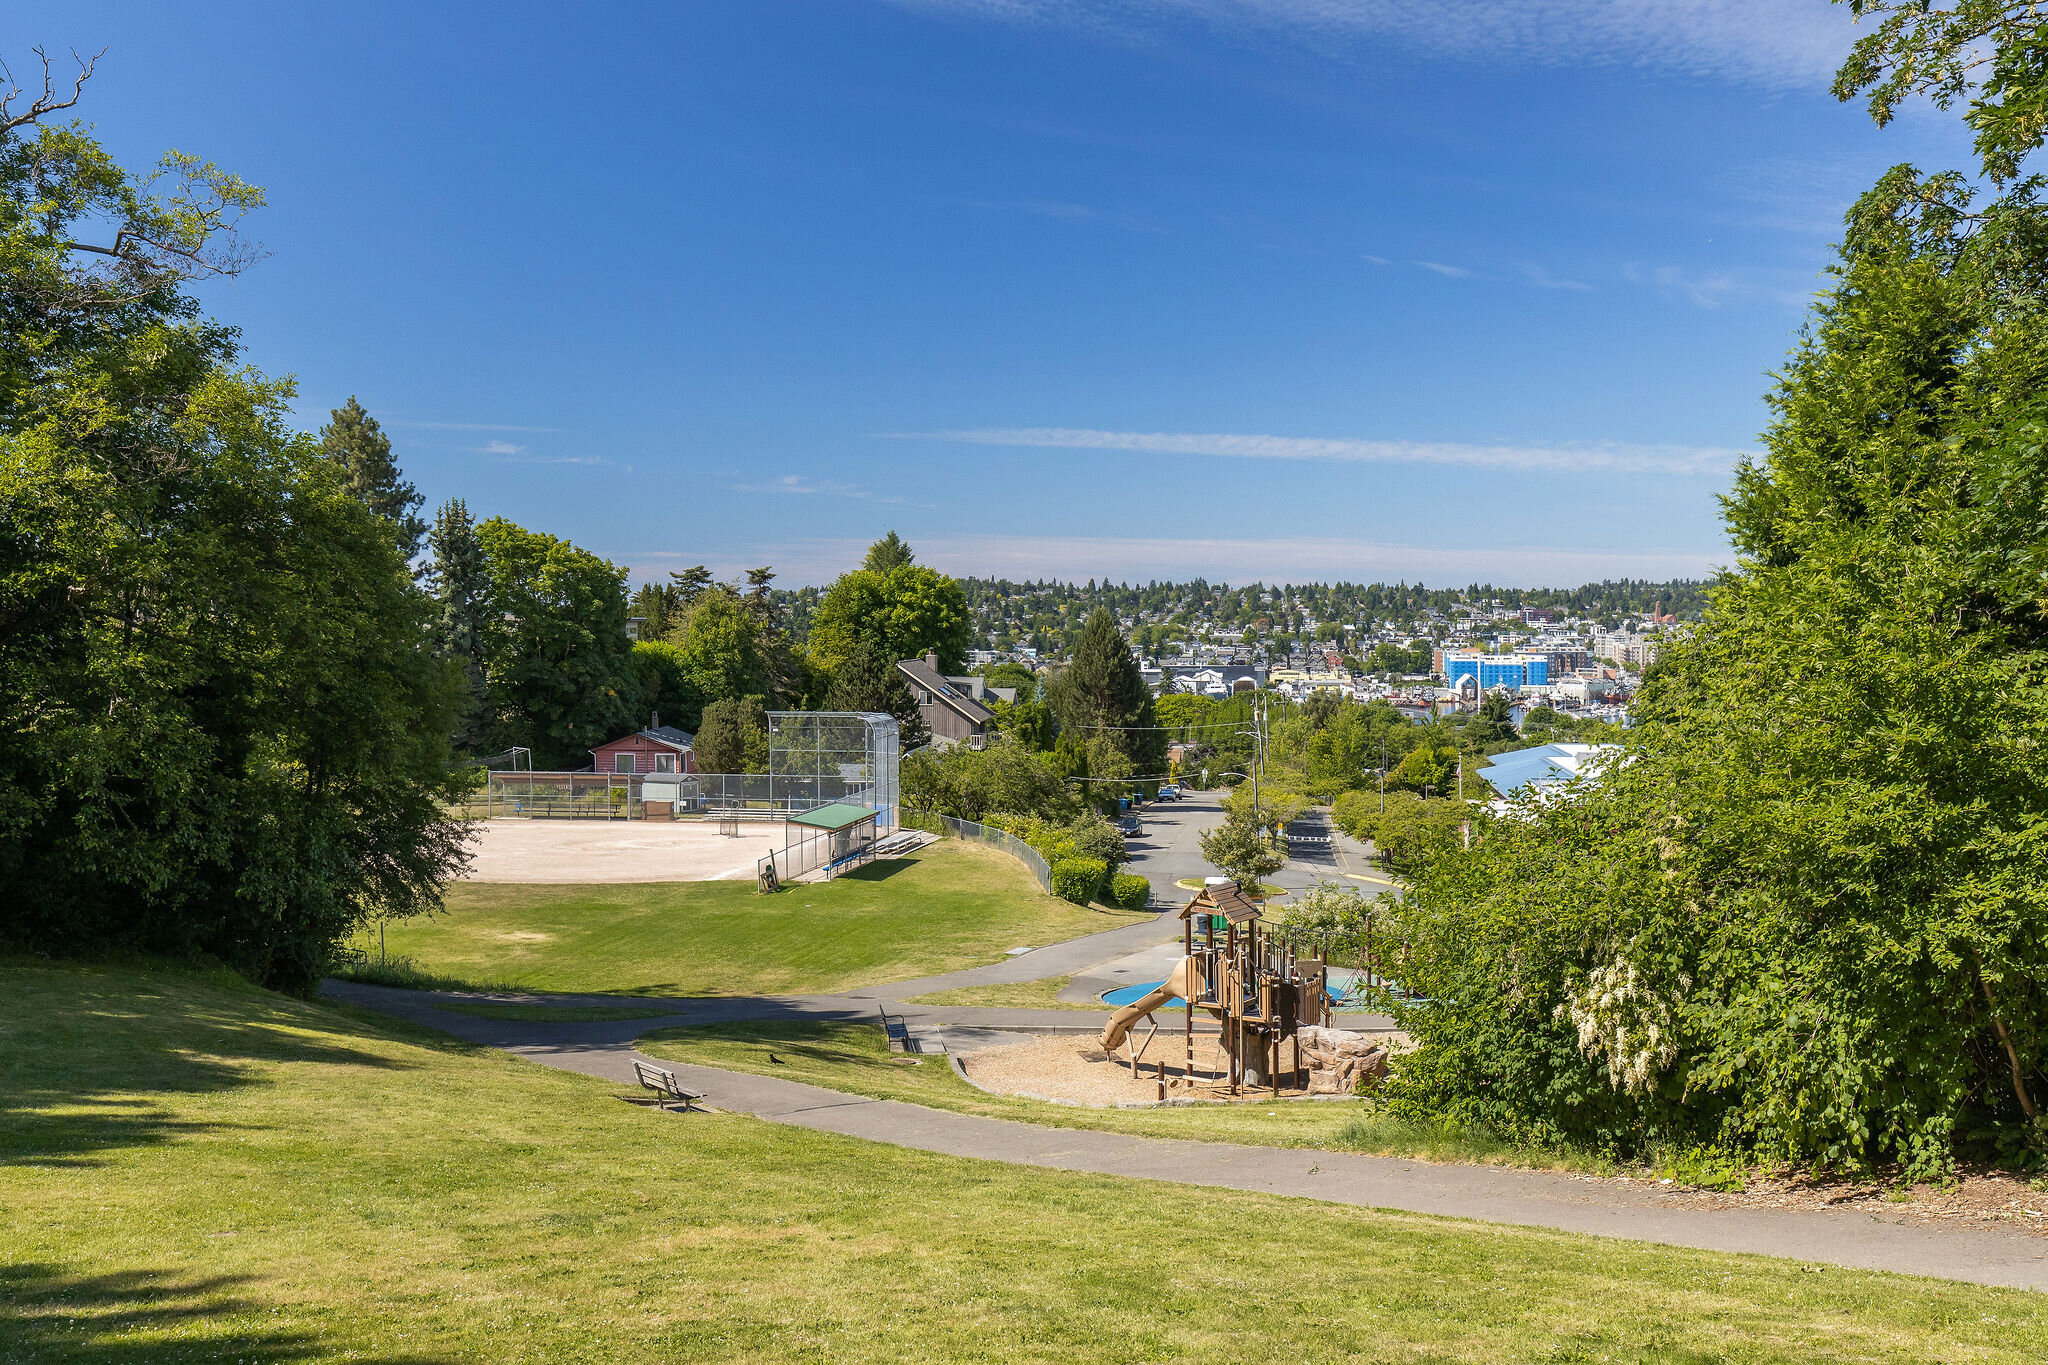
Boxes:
[889,426,1746,475]
[952,196,1163,231]
[734,473,921,506]
[391,420,561,432]
[483,440,524,456]
[1360,253,1391,265]
[889,1,1852,90]
[627,534,1724,588]
[1522,263,1594,292]
[1414,259,1473,279]
[496,453,610,466]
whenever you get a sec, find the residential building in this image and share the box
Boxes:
[590,725,696,774]
[896,652,996,749]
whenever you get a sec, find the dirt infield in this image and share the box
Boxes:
[461,818,792,883]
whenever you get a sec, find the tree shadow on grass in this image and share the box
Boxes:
[0,970,422,1170]
[0,1262,458,1364]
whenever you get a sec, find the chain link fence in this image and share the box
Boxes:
[903,813,1052,893]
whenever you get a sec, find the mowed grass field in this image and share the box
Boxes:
[639,1019,1609,1169]
[8,962,2048,1363]
[375,841,1140,997]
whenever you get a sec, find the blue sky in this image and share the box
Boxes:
[19,1,1967,586]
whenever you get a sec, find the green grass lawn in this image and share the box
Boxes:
[7,960,2047,1362]
[638,1019,1611,1169]
[365,841,1143,997]
[899,975,1101,1010]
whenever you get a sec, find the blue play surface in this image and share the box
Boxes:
[1102,981,1184,1009]
[1102,971,1391,1010]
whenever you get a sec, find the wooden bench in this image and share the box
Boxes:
[632,1059,706,1112]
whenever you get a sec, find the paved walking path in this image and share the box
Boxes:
[324,823,2048,1292]
[327,977,2048,1289]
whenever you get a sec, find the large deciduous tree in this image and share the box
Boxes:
[1384,9,2048,1175]
[475,518,637,768]
[807,536,973,676]
[0,64,466,990]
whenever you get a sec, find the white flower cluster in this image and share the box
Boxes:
[1558,955,1679,1094]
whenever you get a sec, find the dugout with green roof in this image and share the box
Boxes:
[789,803,879,832]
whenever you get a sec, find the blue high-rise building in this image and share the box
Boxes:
[1442,652,1549,690]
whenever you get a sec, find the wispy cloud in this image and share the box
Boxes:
[495,453,611,466]
[952,196,1163,232]
[1522,263,1594,292]
[1413,259,1473,279]
[734,473,924,506]
[392,420,562,432]
[483,440,524,456]
[1625,263,1744,309]
[888,1,1853,90]
[1359,253,1391,266]
[627,533,1725,589]
[888,427,1745,476]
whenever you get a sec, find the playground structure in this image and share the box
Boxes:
[1100,880,1355,1097]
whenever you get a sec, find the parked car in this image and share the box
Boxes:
[1157,784,1181,800]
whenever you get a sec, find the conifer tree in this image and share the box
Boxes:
[825,637,928,747]
[1049,609,1165,785]
[320,397,425,562]
[862,530,913,574]
[428,498,491,751]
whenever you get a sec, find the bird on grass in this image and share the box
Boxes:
[768,1052,786,1065]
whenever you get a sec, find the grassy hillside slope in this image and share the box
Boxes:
[4,960,2044,1363]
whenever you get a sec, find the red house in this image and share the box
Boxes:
[590,725,696,775]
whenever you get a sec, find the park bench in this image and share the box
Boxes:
[632,1059,705,1112]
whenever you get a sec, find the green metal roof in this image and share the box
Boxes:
[788,802,879,832]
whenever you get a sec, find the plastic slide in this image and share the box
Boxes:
[1100,955,1201,1051]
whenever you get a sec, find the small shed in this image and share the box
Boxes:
[788,802,881,872]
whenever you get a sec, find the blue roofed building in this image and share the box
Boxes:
[1476,742,1620,811]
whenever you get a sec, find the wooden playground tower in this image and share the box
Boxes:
[1177,880,1332,1095]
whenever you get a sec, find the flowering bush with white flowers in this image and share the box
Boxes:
[1558,956,1681,1095]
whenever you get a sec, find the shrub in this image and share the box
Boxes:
[1110,872,1151,911]
[1051,856,1108,905]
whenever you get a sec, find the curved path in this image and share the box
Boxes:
[327,886,2048,1291]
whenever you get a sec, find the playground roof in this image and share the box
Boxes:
[1179,880,1263,923]
[789,802,879,832]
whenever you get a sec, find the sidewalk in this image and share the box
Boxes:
[325,977,2048,1291]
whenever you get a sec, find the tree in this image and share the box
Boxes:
[695,697,767,774]
[1463,692,1519,751]
[320,397,425,563]
[863,530,914,574]
[808,556,973,675]
[476,519,638,768]
[427,498,490,752]
[626,640,700,732]
[1047,609,1166,788]
[0,76,466,991]
[667,587,771,722]
[1382,10,2048,1176]
[826,636,928,746]
[1155,692,1217,737]
[1198,808,1284,892]
[628,581,683,640]
[901,735,1073,823]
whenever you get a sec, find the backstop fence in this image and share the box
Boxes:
[450,712,903,825]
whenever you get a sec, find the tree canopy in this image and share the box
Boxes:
[0,78,465,990]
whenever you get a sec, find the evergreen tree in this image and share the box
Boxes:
[1048,609,1166,785]
[320,397,425,562]
[825,637,928,747]
[669,565,713,602]
[862,530,914,574]
[695,697,768,774]
[427,498,491,752]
